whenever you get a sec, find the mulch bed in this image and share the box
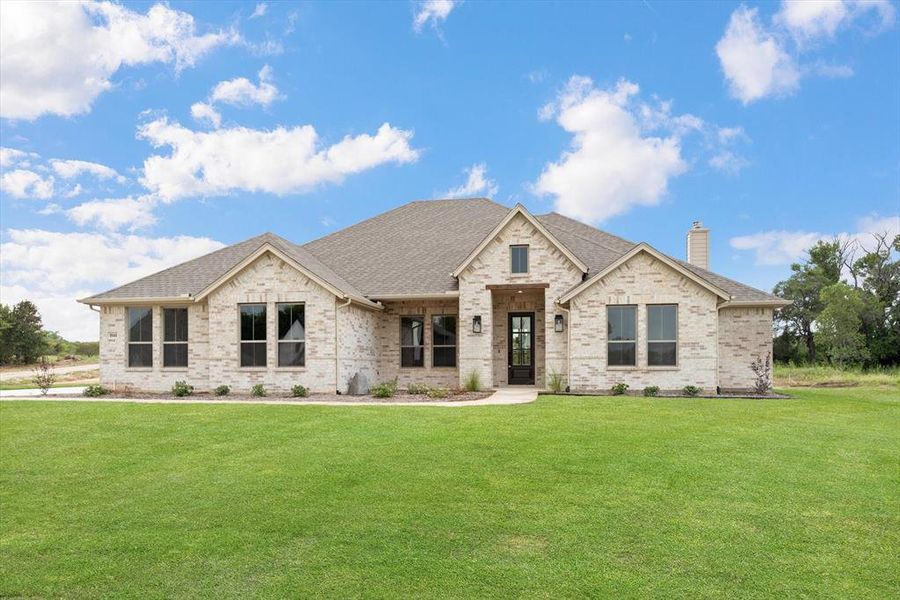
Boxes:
[55,390,494,403]
[540,391,792,399]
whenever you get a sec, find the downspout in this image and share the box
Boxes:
[335,297,352,394]
[555,301,571,392]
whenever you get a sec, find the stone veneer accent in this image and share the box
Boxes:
[337,303,379,393]
[569,251,719,392]
[457,213,583,388]
[717,306,774,390]
[374,299,459,389]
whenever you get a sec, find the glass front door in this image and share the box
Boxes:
[508,313,535,385]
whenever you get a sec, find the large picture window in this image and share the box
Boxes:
[240,304,267,367]
[647,305,677,366]
[163,308,188,368]
[277,303,305,367]
[400,316,424,367]
[127,307,153,368]
[510,245,529,274]
[607,305,636,366]
[432,315,457,367]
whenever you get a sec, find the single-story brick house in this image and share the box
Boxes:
[79,198,789,394]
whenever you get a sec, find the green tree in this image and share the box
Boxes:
[9,300,47,363]
[852,233,900,365]
[0,304,13,364]
[815,283,869,367]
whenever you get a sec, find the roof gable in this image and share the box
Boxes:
[451,204,588,277]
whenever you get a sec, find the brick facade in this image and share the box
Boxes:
[717,306,774,390]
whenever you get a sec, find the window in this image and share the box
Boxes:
[432,315,457,367]
[240,304,267,367]
[647,305,677,366]
[400,316,424,367]
[510,245,529,274]
[163,308,188,367]
[127,307,153,368]
[277,303,305,367]
[607,305,636,366]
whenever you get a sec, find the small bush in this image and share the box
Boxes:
[31,357,56,396]
[250,384,267,397]
[371,379,398,398]
[750,352,772,395]
[611,382,629,396]
[463,369,482,392]
[291,384,309,398]
[171,380,194,397]
[426,387,449,399]
[82,384,110,397]
[407,383,430,395]
[642,385,660,397]
[214,385,230,396]
[683,385,701,397]
[546,370,565,393]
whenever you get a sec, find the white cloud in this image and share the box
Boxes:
[0,1,237,120]
[250,3,268,19]
[716,6,800,104]
[0,229,225,340]
[413,0,456,33]
[50,159,125,183]
[716,1,895,105]
[210,65,282,107]
[730,214,900,265]
[68,196,158,231]
[138,117,420,200]
[0,147,37,168]
[533,76,687,223]
[0,169,55,199]
[191,102,222,128]
[709,151,750,175]
[37,203,63,215]
[444,163,498,198]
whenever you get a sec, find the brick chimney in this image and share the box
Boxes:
[686,221,710,270]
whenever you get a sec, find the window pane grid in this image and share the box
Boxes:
[647,305,677,366]
[240,304,267,367]
[510,245,529,273]
[607,306,636,366]
[277,303,305,367]
[432,315,456,367]
[162,308,188,367]
[401,316,424,367]
[127,308,152,367]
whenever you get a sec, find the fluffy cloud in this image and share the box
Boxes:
[730,214,900,265]
[0,1,237,120]
[191,102,223,128]
[67,196,158,231]
[716,1,895,104]
[444,163,499,198]
[210,65,282,107]
[0,229,225,340]
[138,118,420,200]
[250,3,268,19]
[0,169,55,199]
[50,159,125,183]
[0,147,37,168]
[413,0,456,33]
[534,77,688,223]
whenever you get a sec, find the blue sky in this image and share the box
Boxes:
[1,0,898,340]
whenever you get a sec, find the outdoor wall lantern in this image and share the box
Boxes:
[554,314,565,333]
[472,315,482,334]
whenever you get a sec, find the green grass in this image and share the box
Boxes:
[775,363,900,388]
[2,387,898,598]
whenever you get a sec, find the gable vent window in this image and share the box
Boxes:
[607,305,636,367]
[400,316,424,368]
[240,304,267,367]
[510,245,529,274]
[163,308,188,368]
[127,307,153,368]
[277,303,305,367]
[647,305,677,366]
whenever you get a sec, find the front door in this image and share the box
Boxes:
[508,312,535,385]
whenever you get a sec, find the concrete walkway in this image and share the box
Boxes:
[0,386,539,407]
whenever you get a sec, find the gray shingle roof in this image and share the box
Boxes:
[83,198,781,305]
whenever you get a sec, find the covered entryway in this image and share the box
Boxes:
[508,312,535,384]
[490,285,546,387]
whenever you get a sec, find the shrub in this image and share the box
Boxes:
[31,356,56,396]
[750,352,772,395]
[642,385,660,397]
[683,385,701,397]
[291,384,309,398]
[82,384,110,397]
[546,369,565,393]
[214,385,230,396]
[250,384,267,397]
[171,380,194,397]
[426,387,449,399]
[407,383,430,395]
[611,382,629,396]
[371,379,398,398]
[463,369,481,392]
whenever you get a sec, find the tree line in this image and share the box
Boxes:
[773,232,900,367]
[0,300,98,365]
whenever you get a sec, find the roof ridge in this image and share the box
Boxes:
[541,212,637,247]
[538,216,635,256]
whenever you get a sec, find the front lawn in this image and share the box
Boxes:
[1,387,897,598]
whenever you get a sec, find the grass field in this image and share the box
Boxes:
[1,387,898,598]
[775,363,899,388]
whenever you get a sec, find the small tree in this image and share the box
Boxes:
[31,356,56,395]
[749,352,772,395]
[815,283,869,367]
